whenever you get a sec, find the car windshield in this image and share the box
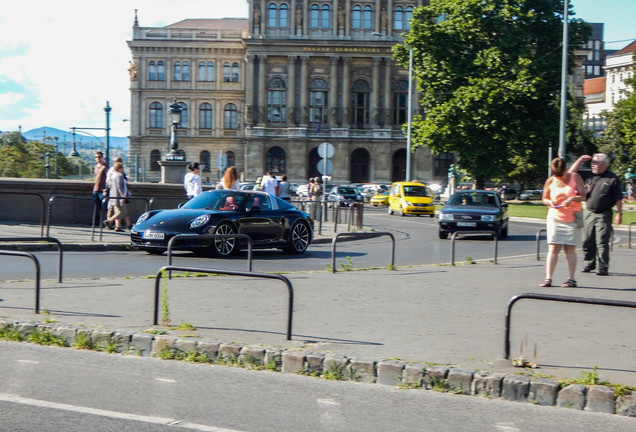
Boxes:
[403,185,429,197]
[338,187,357,194]
[182,191,253,211]
[449,193,497,206]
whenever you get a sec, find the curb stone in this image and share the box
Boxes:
[1,319,635,418]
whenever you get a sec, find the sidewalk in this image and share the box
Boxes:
[1,222,635,394]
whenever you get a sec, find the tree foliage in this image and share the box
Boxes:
[0,132,77,178]
[397,0,589,188]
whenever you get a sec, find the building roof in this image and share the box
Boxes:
[614,40,636,56]
[165,18,248,30]
[584,77,606,96]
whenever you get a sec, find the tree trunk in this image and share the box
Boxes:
[473,177,485,189]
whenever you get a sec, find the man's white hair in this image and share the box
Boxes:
[593,153,609,164]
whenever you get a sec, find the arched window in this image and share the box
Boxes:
[178,102,188,129]
[157,61,165,81]
[266,146,286,174]
[363,5,373,29]
[267,78,286,124]
[173,61,181,81]
[393,80,408,125]
[150,149,161,171]
[149,102,163,128]
[198,61,215,81]
[223,62,239,82]
[309,79,328,125]
[352,5,362,29]
[267,3,289,29]
[182,61,190,81]
[231,62,240,82]
[311,4,330,28]
[200,150,211,172]
[268,3,278,27]
[351,80,370,128]
[224,103,238,129]
[321,5,331,28]
[394,6,413,30]
[199,103,213,129]
[225,151,235,168]
[149,61,156,81]
[310,4,320,28]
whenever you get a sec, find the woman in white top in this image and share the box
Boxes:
[184,162,203,199]
[278,175,291,201]
[221,166,239,190]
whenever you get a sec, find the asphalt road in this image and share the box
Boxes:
[2,342,635,432]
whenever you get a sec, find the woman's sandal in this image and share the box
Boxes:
[539,279,552,287]
[561,279,577,287]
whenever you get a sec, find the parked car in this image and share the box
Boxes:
[387,181,435,217]
[438,190,509,239]
[498,187,518,201]
[296,184,310,198]
[518,189,543,201]
[130,190,313,256]
[370,190,389,206]
[327,185,363,206]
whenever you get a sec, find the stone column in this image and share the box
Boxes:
[384,57,393,127]
[302,0,309,35]
[329,57,339,126]
[299,56,309,126]
[260,0,266,34]
[376,0,382,33]
[371,57,381,128]
[245,55,256,125]
[345,0,351,36]
[290,0,297,35]
[342,57,351,127]
[287,56,297,126]
[257,55,268,127]
[387,0,394,35]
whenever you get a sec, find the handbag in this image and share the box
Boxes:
[574,211,584,229]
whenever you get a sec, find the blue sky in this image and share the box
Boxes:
[0,0,633,138]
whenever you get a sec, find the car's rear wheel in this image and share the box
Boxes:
[429,213,435,218]
[284,221,311,254]
[387,206,394,216]
[438,230,448,240]
[399,206,405,217]
[211,222,238,257]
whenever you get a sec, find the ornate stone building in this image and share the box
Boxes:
[127,1,448,184]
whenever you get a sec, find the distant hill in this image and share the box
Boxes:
[21,127,129,152]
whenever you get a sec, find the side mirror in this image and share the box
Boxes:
[502,203,508,208]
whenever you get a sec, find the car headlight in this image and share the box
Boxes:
[481,215,496,222]
[135,212,151,225]
[405,201,414,206]
[190,214,211,228]
[439,213,453,220]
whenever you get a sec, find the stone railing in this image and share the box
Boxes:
[133,27,247,41]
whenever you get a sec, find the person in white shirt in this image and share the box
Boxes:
[184,162,203,199]
[278,175,291,201]
[260,171,279,196]
[221,166,239,190]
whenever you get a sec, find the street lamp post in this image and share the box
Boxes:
[69,101,112,163]
[373,32,413,181]
[167,99,182,158]
[558,0,569,159]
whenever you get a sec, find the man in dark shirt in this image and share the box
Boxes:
[569,153,623,275]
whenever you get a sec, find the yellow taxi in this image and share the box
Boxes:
[387,181,435,217]
[370,190,389,206]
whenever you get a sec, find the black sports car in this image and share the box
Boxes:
[438,190,509,239]
[130,190,313,256]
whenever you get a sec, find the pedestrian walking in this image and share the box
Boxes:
[311,176,323,220]
[184,162,203,199]
[92,151,109,225]
[278,175,291,201]
[539,157,585,287]
[104,157,124,227]
[569,153,623,275]
[103,162,129,232]
[260,171,279,196]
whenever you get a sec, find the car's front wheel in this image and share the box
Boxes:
[211,222,239,257]
[284,221,311,254]
[387,205,394,216]
[438,230,448,240]
[145,248,166,255]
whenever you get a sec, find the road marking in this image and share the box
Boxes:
[17,359,39,364]
[154,377,177,383]
[494,423,520,432]
[316,398,340,405]
[0,393,244,432]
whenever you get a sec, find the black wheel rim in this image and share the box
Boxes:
[214,223,236,256]
[291,223,309,252]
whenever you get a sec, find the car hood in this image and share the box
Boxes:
[401,196,433,204]
[441,205,500,215]
[133,208,222,232]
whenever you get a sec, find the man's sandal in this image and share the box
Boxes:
[561,279,577,287]
[539,279,552,287]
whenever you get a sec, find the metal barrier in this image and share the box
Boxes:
[0,250,41,313]
[0,237,63,282]
[536,228,547,261]
[450,230,498,266]
[333,203,365,233]
[504,292,636,359]
[629,222,636,249]
[153,265,294,340]
[331,231,395,273]
[0,192,46,237]
[46,196,98,240]
[99,196,150,240]
[167,233,254,275]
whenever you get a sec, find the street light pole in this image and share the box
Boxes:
[373,32,413,181]
[104,101,112,166]
[558,0,569,159]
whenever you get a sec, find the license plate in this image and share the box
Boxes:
[457,222,476,227]
[143,232,165,240]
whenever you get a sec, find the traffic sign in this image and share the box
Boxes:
[318,142,334,159]
[316,159,333,175]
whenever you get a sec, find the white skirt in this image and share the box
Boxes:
[546,217,577,246]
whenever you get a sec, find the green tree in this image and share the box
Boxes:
[598,53,636,178]
[0,132,77,178]
[397,0,589,188]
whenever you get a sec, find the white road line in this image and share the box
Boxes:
[0,393,244,432]
[154,377,178,383]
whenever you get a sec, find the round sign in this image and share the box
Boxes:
[316,158,334,175]
[317,142,334,159]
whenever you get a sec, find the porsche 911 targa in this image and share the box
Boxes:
[130,190,313,256]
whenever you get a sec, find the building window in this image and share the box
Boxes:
[173,62,180,81]
[150,149,161,171]
[393,80,408,125]
[352,5,361,28]
[198,61,215,81]
[310,4,331,28]
[223,62,240,82]
[309,79,328,125]
[199,103,213,129]
[266,146,286,174]
[224,103,238,129]
[363,5,373,29]
[149,61,156,81]
[267,78,287,124]
[173,61,190,81]
[200,150,211,172]
[225,151,235,168]
[178,102,188,129]
[157,61,165,81]
[268,3,289,29]
[394,6,413,30]
[351,79,370,128]
[149,102,163,128]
